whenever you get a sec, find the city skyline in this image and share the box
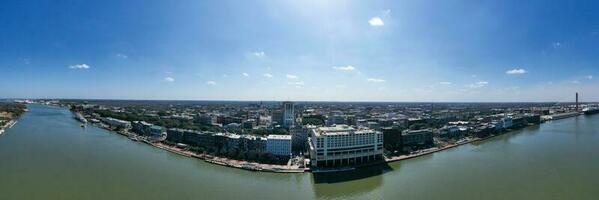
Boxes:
[2,0,599,102]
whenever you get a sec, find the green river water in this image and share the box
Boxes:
[1,104,598,200]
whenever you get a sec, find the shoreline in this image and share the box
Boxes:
[82,110,583,174]
[0,120,17,135]
[83,117,307,173]
[90,120,523,173]
[385,130,518,164]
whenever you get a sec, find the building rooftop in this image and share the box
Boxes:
[105,117,130,123]
[267,134,291,140]
[403,129,433,135]
[227,134,241,139]
[314,125,377,136]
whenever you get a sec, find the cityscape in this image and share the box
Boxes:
[2,1,599,200]
[4,96,597,174]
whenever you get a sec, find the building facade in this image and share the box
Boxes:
[271,110,284,126]
[309,125,384,168]
[439,125,467,139]
[132,121,165,138]
[282,101,294,128]
[101,117,132,129]
[382,127,403,153]
[266,135,292,157]
[290,125,317,153]
[401,129,434,147]
[326,114,346,126]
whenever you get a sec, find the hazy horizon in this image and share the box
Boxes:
[7,97,592,104]
[2,0,599,102]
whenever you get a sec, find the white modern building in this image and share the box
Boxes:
[502,117,513,129]
[101,117,132,129]
[309,125,384,168]
[494,116,513,131]
[282,101,294,128]
[266,134,292,157]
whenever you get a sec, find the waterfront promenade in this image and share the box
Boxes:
[22,103,589,174]
[89,112,581,174]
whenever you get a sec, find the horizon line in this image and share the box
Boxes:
[2,97,595,104]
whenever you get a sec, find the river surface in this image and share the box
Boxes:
[1,104,598,200]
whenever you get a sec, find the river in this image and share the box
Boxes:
[0,104,598,200]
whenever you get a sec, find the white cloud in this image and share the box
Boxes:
[206,81,216,85]
[466,81,489,88]
[264,73,273,78]
[164,77,175,82]
[572,80,580,84]
[506,68,527,75]
[69,64,90,69]
[252,51,266,58]
[286,74,298,79]
[369,17,384,26]
[332,65,355,71]
[367,78,386,83]
[586,75,593,80]
[116,53,128,59]
[439,82,452,85]
[288,81,304,85]
[242,73,249,77]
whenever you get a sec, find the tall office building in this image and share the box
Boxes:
[282,101,294,128]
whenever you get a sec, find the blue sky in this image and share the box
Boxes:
[1,0,598,102]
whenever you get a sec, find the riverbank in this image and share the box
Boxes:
[84,117,307,173]
[0,120,17,135]
[97,119,516,173]
[542,112,581,121]
[92,121,530,173]
[385,130,521,164]
[385,112,585,164]
[84,110,583,174]
[150,142,306,173]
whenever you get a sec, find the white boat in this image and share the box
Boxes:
[583,107,599,115]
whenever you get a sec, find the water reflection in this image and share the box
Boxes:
[312,164,393,183]
[311,164,391,199]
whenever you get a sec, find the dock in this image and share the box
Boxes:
[0,120,17,135]
[542,112,581,121]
